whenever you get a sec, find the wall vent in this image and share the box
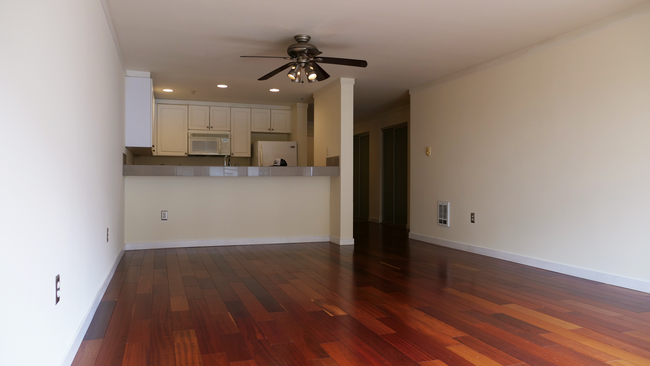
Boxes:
[438,201,450,227]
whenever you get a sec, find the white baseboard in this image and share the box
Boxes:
[330,236,355,246]
[125,236,331,250]
[409,232,650,294]
[60,245,125,366]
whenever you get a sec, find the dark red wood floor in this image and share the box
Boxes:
[72,222,650,366]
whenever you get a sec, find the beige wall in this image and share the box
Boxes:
[410,12,650,286]
[354,105,410,223]
[0,0,126,365]
[307,121,315,166]
[314,79,355,244]
[314,84,342,166]
[289,103,309,166]
[125,177,330,243]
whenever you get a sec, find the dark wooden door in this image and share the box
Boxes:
[353,133,370,219]
[382,124,408,226]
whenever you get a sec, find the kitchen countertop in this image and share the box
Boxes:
[123,165,339,177]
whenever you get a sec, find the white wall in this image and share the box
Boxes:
[354,106,410,223]
[314,79,355,244]
[0,0,126,365]
[410,11,650,289]
[125,177,330,243]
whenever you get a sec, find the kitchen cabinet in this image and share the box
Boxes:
[210,106,231,131]
[189,106,230,131]
[125,76,154,154]
[250,108,291,133]
[271,109,291,133]
[251,109,270,132]
[188,105,210,130]
[230,108,251,157]
[156,104,188,156]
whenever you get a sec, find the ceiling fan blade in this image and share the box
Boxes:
[258,62,294,81]
[241,55,293,59]
[311,62,330,81]
[316,57,367,68]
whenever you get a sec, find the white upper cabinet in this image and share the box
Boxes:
[271,109,291,133]
[188,105,210,130]
[250,108,291,133]
[230,108,251,157]
[210,106,231,131]
[156,104,188,156]
[251,109,271,132]
[125,76,153,148]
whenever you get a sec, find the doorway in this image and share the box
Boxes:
[382,124,408,227]
[353,133,370,220]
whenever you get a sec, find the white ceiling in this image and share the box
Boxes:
[106,0,648,117]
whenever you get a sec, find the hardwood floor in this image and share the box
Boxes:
[72,222,650,366]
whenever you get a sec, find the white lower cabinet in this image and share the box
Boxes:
[230,108,251,157]
[156,104,188,156]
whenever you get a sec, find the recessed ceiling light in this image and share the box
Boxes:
[217,85,228,89]
[270,88,280,92]
[163,89,173,92]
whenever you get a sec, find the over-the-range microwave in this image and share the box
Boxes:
[188,131,231,155]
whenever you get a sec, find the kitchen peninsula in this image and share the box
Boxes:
[124,76,354,249]
[124,166,338,251]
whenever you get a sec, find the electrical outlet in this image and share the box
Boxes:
[471,213,475,223]
[55,275,60,305]
[106,228,109,242]
[426,147,431,156]
[161,210,168,220]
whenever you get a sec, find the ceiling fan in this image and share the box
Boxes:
[241,34,368,83]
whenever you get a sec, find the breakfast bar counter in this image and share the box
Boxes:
[123,165,339,177]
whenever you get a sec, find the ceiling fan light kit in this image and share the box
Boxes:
[241,34,368,83]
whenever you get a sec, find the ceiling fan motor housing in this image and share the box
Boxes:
[287,34,321,58]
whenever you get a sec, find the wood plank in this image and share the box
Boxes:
[320,342,367,366]
[247,339,284,366]
[220,332,253,362]
[455,336,524,366]
[540,333,620,363]
[201,352,229,366]
[94,283,137,366]
[446,344,504,366]
[71,339,102,366]
[334,315,418,366]
[174,329,204,366]
[121,342,148,366]
[83,301,116,340]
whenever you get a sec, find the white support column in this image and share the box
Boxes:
[314,78,355,245]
